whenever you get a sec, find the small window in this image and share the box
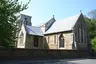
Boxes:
[76,28,79,42]
[83,29,85,43]
[79,28,81,43]
[81,28,83,43]
[34,36,39,47]
[77,27,79,43]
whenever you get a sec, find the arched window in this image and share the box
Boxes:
[59,33,64,48]
[19,32,24,45]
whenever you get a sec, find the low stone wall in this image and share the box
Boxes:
[0,48,91,60]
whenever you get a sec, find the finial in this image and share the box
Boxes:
[80,10,82,13]
[53,15,54,18]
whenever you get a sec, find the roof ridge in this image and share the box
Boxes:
[56,13,81,22]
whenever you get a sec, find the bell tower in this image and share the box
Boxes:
[20,14,32,26]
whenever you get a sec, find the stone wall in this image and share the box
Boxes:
[44,32,73,49]
[0,48,91,60]
[25,35,44,49]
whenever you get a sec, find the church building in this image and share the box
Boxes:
[17,13,90,50]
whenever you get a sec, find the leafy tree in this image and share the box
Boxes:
[91,37,96,51]
[88,9,96,19]
[85,17,96,39]
[85,9,96,50]
[0,0,30,48]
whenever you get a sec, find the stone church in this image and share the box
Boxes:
[17,13,90,50]
[17,14,44,49]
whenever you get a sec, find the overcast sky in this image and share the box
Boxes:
[20,0,96,26]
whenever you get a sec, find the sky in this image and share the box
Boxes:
[20,0,96,26]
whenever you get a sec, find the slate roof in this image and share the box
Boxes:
[25,25,44,36]
[45,17,55,31]
[39,17,56,31]
[44,13,82,34]
[39,16,55,27]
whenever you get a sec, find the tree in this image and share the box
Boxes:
[85,17,96,39]
[91,37,96,51]
[0,0,30,48]
[85,9,96,50]
[88,9,96,19]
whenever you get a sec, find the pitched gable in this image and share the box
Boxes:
[45,13,82,34]
[45,17,56,31]
[39,16,56,33]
